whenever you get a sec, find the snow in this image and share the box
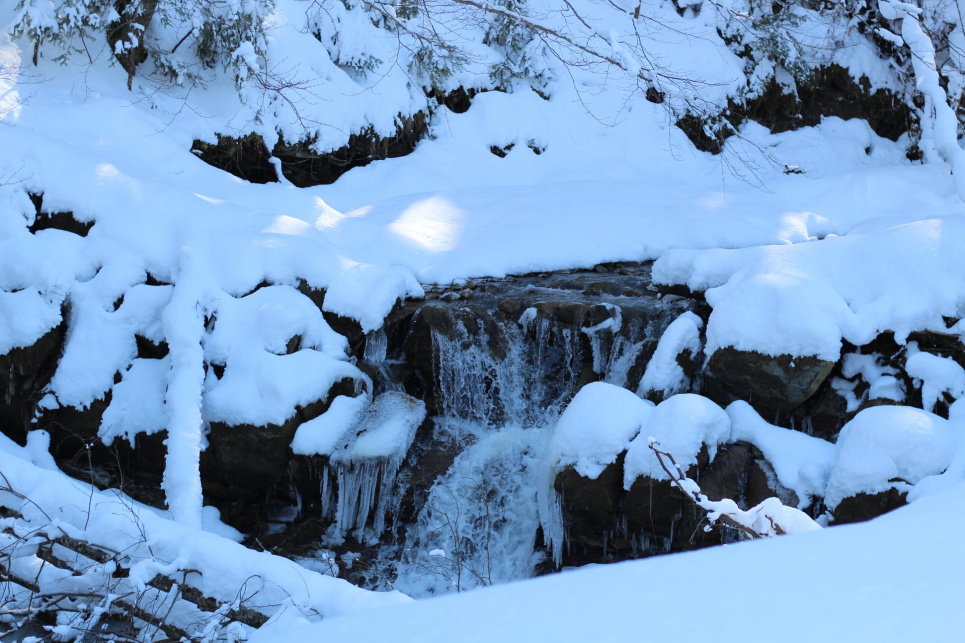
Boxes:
[637,311,702,399]
[623,393,731,485]
[544,382,650,481]
[727,401,835,507]
[253,480,965,643]
[825,405,959,509]
[905,342,965,412]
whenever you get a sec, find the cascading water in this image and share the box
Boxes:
[329,269,699,595]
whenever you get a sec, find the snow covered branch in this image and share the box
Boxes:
[648,439,821,539]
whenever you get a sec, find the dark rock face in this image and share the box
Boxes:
[702,348,835,426]
[1,324,64,445]
[831,488,908,525]
[551,442,800,567]
[191,113,429,187]
[203,377,360,503]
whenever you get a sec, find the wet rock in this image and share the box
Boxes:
[791,382,849,442]
[696,442,756,506]
[440,291,461,302]
[702,349,835,426]
[555,457,625,558]
[831,488,907,525]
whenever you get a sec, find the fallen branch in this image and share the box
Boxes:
[648,439,820,539]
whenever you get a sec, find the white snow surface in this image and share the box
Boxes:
[623,393,731,486]
[253,479,965,643]
[825,405,959,509]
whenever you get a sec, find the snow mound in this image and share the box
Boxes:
[623,394,731,486]
[545,381,651,480]
[653,218,965,361]
[825,405,958,509]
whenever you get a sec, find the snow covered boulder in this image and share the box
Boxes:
[826,406,957,523]
[620,395,731,551]
[541,383,651,562]
[702,348,835,426]
[204,377,362,505]
[542,388,739,563]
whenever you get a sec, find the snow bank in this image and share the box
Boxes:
[256,480,965,643]
[0,433,410,621]
[654,217,965,361]
[825,405,958,509]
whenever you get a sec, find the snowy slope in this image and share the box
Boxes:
[253,480,965,643]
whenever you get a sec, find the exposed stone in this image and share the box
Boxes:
[440,291,461,301]
[702,349,835,426]
[831,488,907,525]
[203,377,359,506]
[1,323,64,445]
[555,457,625,557]
[192,112,429,187]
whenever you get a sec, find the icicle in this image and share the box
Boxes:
[363,329,388,363]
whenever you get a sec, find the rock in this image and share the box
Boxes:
[697,442,756,506]
[439,291,461,302]
[203,377,359,506]
[831,488,907,525]
[1,323,64,445]
[458,288,474,300]
[554,457,625,560]
[702,348,835,426]
[791,382,849,442]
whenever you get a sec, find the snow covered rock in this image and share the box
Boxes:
[826,405,957,522]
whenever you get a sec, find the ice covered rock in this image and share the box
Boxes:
[312,391,427,541]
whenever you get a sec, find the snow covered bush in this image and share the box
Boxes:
[11,0,274,88]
